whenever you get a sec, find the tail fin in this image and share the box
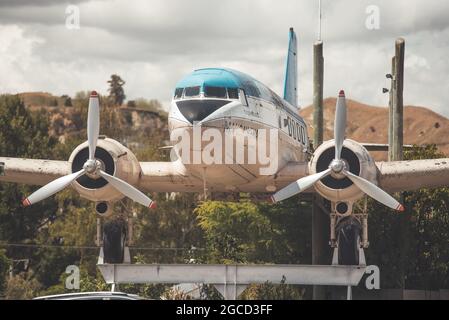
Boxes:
[283,27,298,108]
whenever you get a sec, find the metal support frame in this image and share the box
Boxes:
[97,247,131,265]
[330,198,369,250]
[97,263,367,300]
[328,198,369,300]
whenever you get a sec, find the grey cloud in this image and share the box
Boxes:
[0,0,91,7]
[1,0,449,117]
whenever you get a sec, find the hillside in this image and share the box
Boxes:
[300,98,449,160]
[16,92,449,161]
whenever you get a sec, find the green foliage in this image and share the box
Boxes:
[196,201,271,263]
[61,95,72,107]
[5,273,41,300]
[133,193,204,263]
[0,95,58,243]
[134,98,167,116]
[366,144,449,290]
[195,198,312,264]
[242,277,303,300]
[0,249,10,295]
[0,95,57,158]
[107,74,126,106]
[19,93,61,108]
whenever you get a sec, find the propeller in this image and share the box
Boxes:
[271,90,404,212]
[23,91,156,209]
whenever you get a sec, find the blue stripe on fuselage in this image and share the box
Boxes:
[175,68,240,89]
[175,68,301,120]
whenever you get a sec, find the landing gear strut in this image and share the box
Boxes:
[96,201,134,264]
[330,198,368,266]
[102,219,127,264]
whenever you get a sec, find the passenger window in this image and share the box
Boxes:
[205,86,227,98]
[239,89,248,106]
[174,88,184,99]
[227,88,239,99]
[185,86,201,97]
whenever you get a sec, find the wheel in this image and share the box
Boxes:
[103,219,127,264]
[336,217,361,265]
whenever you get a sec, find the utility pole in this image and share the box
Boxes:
[312,39,329,300]
[391,38,405,161]
[387,38,407,291]
[313,41,324,147]
[388,56,396,161]
[394,38,407,291]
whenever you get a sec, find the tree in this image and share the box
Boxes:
[0,249,10,295]
[5,273,41,299]
[133,193,204,264]
[366,145,449,290]
[242,277,304,300]
[0,95,59,243]
[195,197,312,265]
[107,74,126,106]
[61,95,72,107]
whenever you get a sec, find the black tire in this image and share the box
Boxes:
[337,217,361,266]
[103,219,126,264]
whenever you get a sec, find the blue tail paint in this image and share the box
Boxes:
[283,27,298,108]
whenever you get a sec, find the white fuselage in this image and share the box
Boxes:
[168,93,310,193]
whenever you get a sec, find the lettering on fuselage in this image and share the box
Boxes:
[225,120,258,138]
[284,115,307,146]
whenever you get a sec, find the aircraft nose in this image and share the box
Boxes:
[176,100,230,123]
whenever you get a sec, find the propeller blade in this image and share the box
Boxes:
[99,170,156,209]
[23,169,84,207]
[343,170,404,211]
[271,169,331,203]
[334,90,347,160]
[88,91,100,160]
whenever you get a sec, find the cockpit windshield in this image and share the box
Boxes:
[204,86,227,98]
[173,85,241,101]
[174,88,183,99]
[227,88,239,99]
[185,86,201,97]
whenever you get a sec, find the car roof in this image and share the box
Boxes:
[33,291,144,300]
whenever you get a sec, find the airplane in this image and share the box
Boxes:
[1,28,449,265]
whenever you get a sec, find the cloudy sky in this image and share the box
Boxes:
[1,0,449,116]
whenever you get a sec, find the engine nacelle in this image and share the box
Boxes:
[309,139,377,202]
[68,137,141,202]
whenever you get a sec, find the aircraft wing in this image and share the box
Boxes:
[0,157,202,192]
[2,156,448,196]
[0,157,70,186]
[377,158,449,193]
[138,160,202,192]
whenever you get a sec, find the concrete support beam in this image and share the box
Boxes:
[98,263,366,287]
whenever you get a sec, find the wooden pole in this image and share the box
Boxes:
[389,38,407,289]
[388,56,396,161]
[313,41,324,148]
[312,40,328,300]
[394,38,407,289]
[392,38,405,161]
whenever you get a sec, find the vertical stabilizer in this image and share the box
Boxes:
[283,27,298,108]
